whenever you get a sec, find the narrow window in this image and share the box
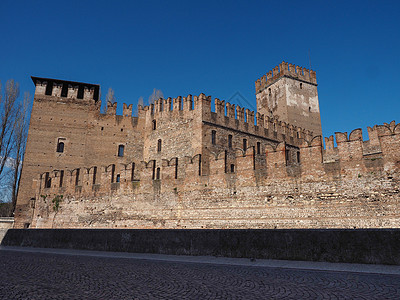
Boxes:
[59,170,64,187]
[131,163,135,181]
[152,161,156,180]
[45,81,53,95]
[285,150,290,165]
[156,167,161,180]
[230,164,235,173]
[152,120,156,130]
[224,150,227,173]
[175,158,178,179]
[75,168,80,186]
[243,139,247,151]
[61,83,68,97]
[297,152,301,163]
[45,172,51,188]
[300,83,303,89]
[273,123,277,132]
[157,139,162,152]
[116,174,120,183]
[228,135,232,148]
[93,167,97,184]
[268,88,271,96]
[211,130,216,145]
[57,141,64,153]
[57,139,64,153]
[297,132,300,139]
[257,142,261,154]
[198,154,202,176]
[111,164,115,183]
[118,145,124,157]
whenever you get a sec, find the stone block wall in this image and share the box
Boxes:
[3,229,400,265]
[29,121,399,230]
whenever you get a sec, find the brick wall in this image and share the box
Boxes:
[15,73,399,229]
[29,121,399,229]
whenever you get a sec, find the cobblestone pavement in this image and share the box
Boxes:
[1,250,399,299]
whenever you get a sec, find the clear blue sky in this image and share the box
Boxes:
[1,0,399,139]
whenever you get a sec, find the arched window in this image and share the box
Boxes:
[157,139,162,152]
[300,83,303,89]
[152,120,156,130]
[118,145,124,157]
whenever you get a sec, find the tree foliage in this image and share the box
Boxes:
[101,87,116,114]
[0,80,30,216]
[148,88,163,104]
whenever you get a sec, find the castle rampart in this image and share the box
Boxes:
[255,61,317,94]
[30,121,400,229]
[32,77,100,101]
[255,62,322,137]
[142,95,313,147]
[14,63,399,230]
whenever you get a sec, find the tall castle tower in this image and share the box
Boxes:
[255,62,322,137]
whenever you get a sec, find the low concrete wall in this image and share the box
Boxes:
[0,218,14,244]
[2,229,400,265]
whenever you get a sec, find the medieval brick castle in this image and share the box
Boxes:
[14,62,399,229]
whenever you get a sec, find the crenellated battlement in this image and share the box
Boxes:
[255,61,317,94]
[140,93,314,144]
[31,76,100,101]
[122,103,133,116]
[210,97,314,144]
[16,65,400,230]
[34,121,399,204]
[30,75,317,144]
[106,101,117,115]
[142,93,212,115]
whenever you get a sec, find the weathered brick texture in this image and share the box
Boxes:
[14,65,400,229]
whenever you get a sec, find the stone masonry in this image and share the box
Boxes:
[13,62,400,229]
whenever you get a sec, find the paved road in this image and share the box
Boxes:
[0,249,399,299]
